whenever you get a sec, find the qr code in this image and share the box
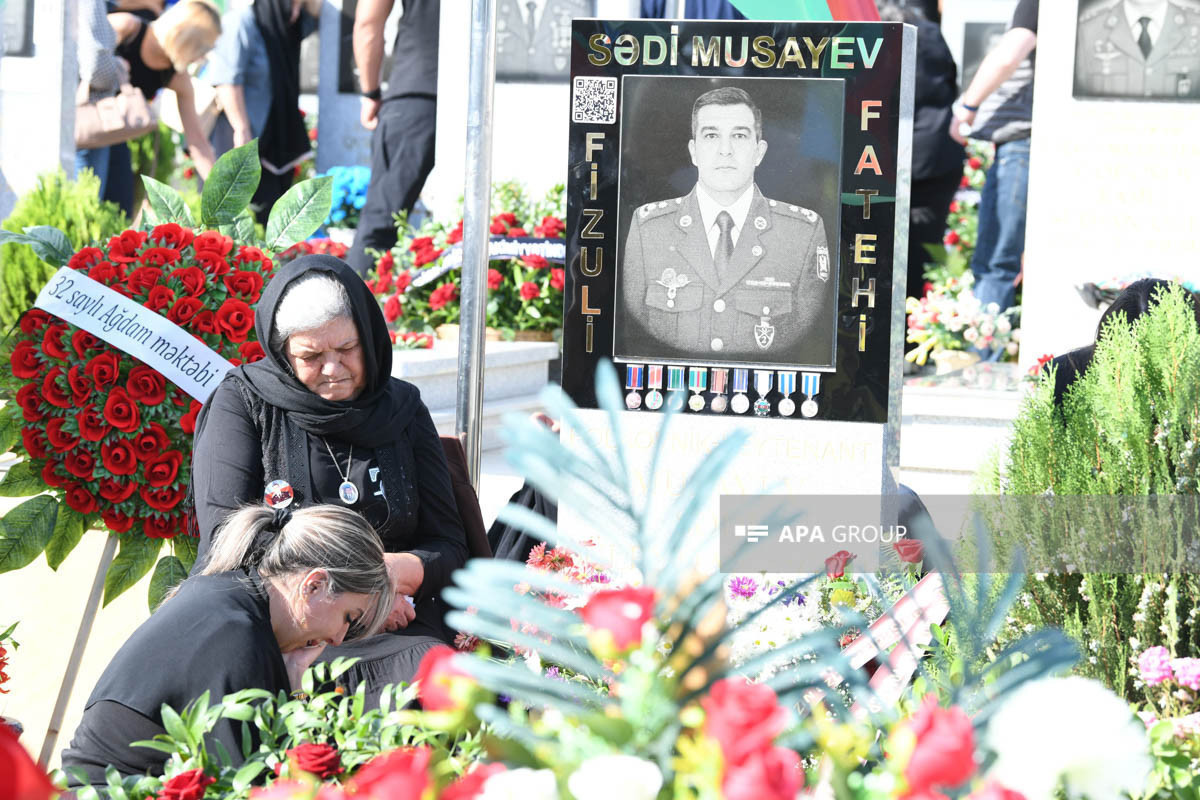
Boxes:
[572,77,618,124]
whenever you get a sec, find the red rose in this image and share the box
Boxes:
[101,439,139,476]
[507,227,528,237]
[194,250,231,276]
[394,270,412,293]
[377,251,395,275]
[100,509,135,533]
[967,156,982,170]
[944,230,960,245]
[373,272,393,295]
[702,678,787,767]
[41,323,70,361]
[497,212,518,226]
[145,285,175,312]
[76,404,112,442]
[99,478,137,503]
[440,764,507,800]
[85,351,121,389]
[383,294,402,322]
[16,383,45,422]
[126,266,164,296]
[722,746,804,800]
[149,223,195,250]
[140,247,182,267]
[284,743,343,778]
[144,516,178,539]
[894,538,924,564]
[64,483,99,515]
[69,246,106,270]
[521,254,548,270]
[18,308,51,335]
[901,695,977,795]
[413,247,443,267]
[88,260,125,285]
[190,310,218,333]
[413,645,475,712]
[170,266,208,297]
[487,269,503,290]
[134,423,170,459]
[429,283,458,311]
[20,427,49,459]
[193,231,234,256]
[488,220,506,235]
[127,365,166,406]
[550,268,565,292]
[10,340,42,379]
[960,174,969,188]
[345,747,432,800]
[46,417,80,452]
[224,270,265,303]
[215,298,255,342]
[180,401,204,435]
[446,220,464,244]
[107,229,148,262]
[534,216,565,238]
[64,448,96,480]
[141,484,185,512]
[0,723,58,800]
[825,549,855,579]
[42,368,72,408]
[239,341,265,363]
[103,387,142,432]
[578,586,656,651]
[233,245,267,265]
[42,460,67,488]
[167,297,204,325]
[519,281,540,301]
[409,236,434,252]
[143,450,183,487]
[157,767,215,800]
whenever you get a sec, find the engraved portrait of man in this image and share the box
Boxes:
[496,0,595,81]
[1075,0,1200,99]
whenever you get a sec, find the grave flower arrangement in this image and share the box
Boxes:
[904,275,1020,366]
[320,166,370,230]
[0,141,333,608]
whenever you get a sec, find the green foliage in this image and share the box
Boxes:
[265,176,334,251]
[201,142,262,227]
[148,555,188,612]
[104,535,163,607]
[141,176,195,227]
[0,170,126,328]
[0,494,59,571]
[45,506,89,571]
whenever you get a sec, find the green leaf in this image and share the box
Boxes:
[19,226,74,266]
[0,495,59,571]
[103,535,163,606]
[0,460,46,496]
[0,412,19,455]
[200,141,261,226]
[148,555,188,611]
[45,504,88,570]
[142,176,195,226]
[232,761,265,792]
[265,176,333,251]
[160,704,191,748]
[174,534,199,572]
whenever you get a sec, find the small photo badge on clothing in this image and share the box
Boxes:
[264,479,295,509]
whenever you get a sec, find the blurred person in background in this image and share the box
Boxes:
[76,0,135,215]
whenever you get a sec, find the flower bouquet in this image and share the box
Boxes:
[320,166,370,234]
[905,273,1020,368]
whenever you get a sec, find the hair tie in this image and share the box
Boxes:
[270,506,294,533]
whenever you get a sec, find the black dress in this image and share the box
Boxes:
[61,571,289,787]
[116,20,176,101]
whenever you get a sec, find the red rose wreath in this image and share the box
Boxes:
[7,224,273,543]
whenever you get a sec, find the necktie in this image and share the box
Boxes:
[526,2,538,44]
[715,210,735,276]
[1138,16,1153,59]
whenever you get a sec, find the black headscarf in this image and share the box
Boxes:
[253,0,311,173]
[197,254,419,446]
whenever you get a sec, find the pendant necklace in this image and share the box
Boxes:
[322,437,359,505]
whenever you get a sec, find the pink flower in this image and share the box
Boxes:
[1139,646,1173,686]
[722,746,803,800]
[899,695,976,796]
[967,782,1027,800]
[578,586,656,651]
[1171,657,1200,690]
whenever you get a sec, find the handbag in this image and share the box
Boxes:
[74,82,157,149]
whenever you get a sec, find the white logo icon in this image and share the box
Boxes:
[734,524,769,543]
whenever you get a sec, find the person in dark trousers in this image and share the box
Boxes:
[62,504,392,788]
[190,254,469,704]
[346,0,439,277]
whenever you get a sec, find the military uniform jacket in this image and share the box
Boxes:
[495,0,589,76]
[618,185,836,366]
[1076,0,1200,98]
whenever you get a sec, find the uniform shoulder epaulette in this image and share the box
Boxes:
[1080,0,1121,23]
[1176,0,1200,14]
[635,198,682,221]
[768,199,820,224]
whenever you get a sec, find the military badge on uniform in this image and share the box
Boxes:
[755,317,775,349]
[625,364,644,410]
[731,368,750,414]
[646,364,664,410]
[817,244,830,282]
[679,215,693,228]
[687,367,708,411]
[710,369,729,413]
[751,245,763,257]
[800,372,821,418]
[801,208,817,222]
[666,365,686,411]
[754,216,767,230]
[777,371,797,417]
[752,371,773,417]
[656,268,691,308]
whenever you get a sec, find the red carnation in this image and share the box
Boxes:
[10,340,42,379]
[215,298,255,342]
[20,427,49,459]
[107,229,148,262]
[76,404,112,442]
[143,450,183,487]
[16,383,45,422]
[101,439,139,476]
[42,460,67,488]
[180,400,203,435]
[146,284,175,312]
[550,268,565,291]
[103,387,142,432]
[283,743,344,778]
[446,220,464,244]
[42,368,72,408]
[194,250,231,276]
[45,417,80,452]
[140,247,182,267]
[64,448,96,480]
[125,266,164,296]
[140,484,185,512]
[394,270,412,293]
[519,281,540,301]
[521,254,548,270]
[413,246,443,267]
[157,767,215,800]
[85,351,121,389]
[67,365,93,405]
[41,323,70,361]
[69,246,106,270]
[409,236,434,252]
[507,227,528,237]
[64,483,99,515]
[144,516,178,539]
[100,509,135,533]
[134,423,170,460]
[72,330,101,360]
[224,270,265,303]
[18,308,51,334]
[487,268,503,290]
[238,341,265,363]
[167,296,204,325]
[99,478,137,503]
[193,231,234,256]
[170,266,208,297]
[429,283,458,311]
[126,365,166,406]
[149,223,195,250]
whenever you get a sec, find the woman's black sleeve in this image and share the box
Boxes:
[192,382,265,570]
[405,403,469,600]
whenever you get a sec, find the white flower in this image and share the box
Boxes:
[996,316,1013,334]
[480,768,558,800]
[986,677,1151,800]
[1006,341,1019,356]
[567,755,663,800]
[980,320,996,338]
[963,327,980,343]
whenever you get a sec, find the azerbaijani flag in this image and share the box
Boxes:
[729,0,881,21]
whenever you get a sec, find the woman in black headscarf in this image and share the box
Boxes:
[191,255,469,702]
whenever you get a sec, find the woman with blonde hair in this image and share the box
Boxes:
[61,503,393,787]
